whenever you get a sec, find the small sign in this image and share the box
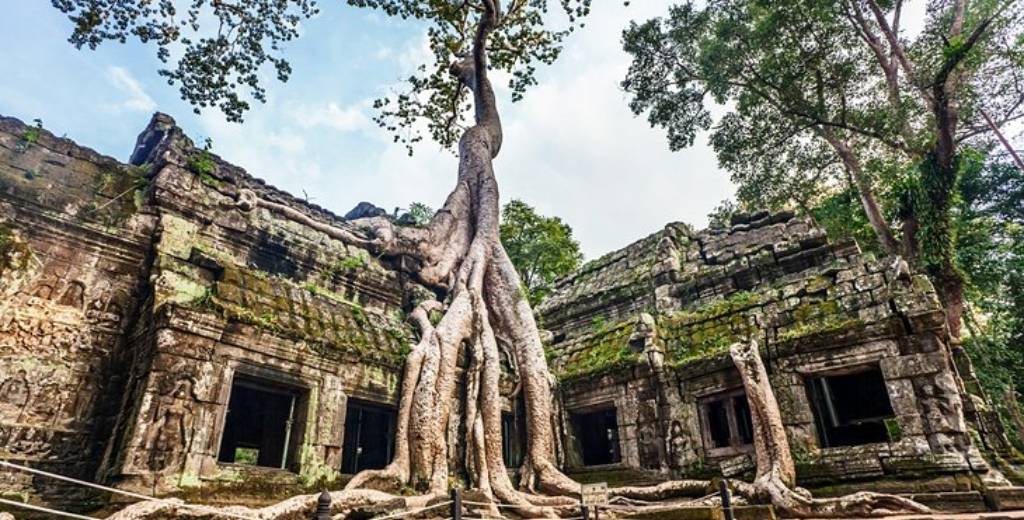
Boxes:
[580,482,608,506]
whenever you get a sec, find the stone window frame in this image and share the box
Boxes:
[697,387,754,459]
[801,362,898,450]
[210,361,312,474]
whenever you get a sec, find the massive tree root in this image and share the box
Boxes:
[102,489,440,520]
[341,1,577,515]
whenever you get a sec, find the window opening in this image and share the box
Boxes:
[699,388,754,455]
[806,367,895,447]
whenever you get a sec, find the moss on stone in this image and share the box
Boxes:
[658,292,763,367]
[662,291,761,327]
[556,320,640,381]
[777,314,862,343]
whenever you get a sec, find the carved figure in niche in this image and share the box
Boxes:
[27,380,59,423]
[0,369,30,422]
[57,281,86,310]
[143,378,195,473]
[636,399,666,470]
[667,420,695,469]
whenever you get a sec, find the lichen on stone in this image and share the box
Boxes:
[0,222,33,277]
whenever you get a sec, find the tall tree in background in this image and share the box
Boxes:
[500,199,583,305]
[622,0,1024,337]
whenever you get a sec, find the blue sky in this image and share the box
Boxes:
[0,1,735,259]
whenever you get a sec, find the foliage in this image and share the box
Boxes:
[397,202,435,226]
[53,0,593,150]
[499,199,583,305]
[809,188,884,257]
[707,199,740,229]
[16,118,43,153]
[622,0,1024,327]
[956,158,1024,447]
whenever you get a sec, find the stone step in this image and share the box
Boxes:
[987,486,1024,511]
[902,491,989,513]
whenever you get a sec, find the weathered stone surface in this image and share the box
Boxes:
[343,201,388,220]
[541,203,994,495]
[989,487,1024,511]
[0,114,414,505]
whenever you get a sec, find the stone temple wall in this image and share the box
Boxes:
[0,117,157,508]
[0,114,417,507]
[539,212,1014,509]
[1,112,1017,514]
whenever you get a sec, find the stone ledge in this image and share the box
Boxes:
[988,487,1024,512]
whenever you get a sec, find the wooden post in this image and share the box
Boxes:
[450,487,462,520]
[719,480,734,520]
[315,490,331,520]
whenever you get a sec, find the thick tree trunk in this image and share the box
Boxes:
[344,2,576,512]
[728,340,931,518]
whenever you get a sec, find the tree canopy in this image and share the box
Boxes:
[500,199,583,305]
[52,0,592,151]
[623,0,1024,336]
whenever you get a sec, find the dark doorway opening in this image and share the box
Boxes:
[501,403,526,468]
[806,367,895,448]
[217,376,302,470]
[571,408,621,466]
[341,400,396,474]
[699,389,754,456]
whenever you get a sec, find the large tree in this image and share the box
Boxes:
[55,1,930,518]
[622,0,1024,338]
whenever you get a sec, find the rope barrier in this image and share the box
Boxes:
[0,460,257,520]
[0,497,99,520]
[371,500,453,520]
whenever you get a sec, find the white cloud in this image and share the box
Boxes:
[291,100,372,133]
[105,66,157,113]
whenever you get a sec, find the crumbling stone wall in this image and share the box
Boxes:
[540,211,1008,503]
[103,115,414,494]
[0,114,416,507]
[0,116,156,508]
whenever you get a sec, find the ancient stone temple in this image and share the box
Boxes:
[0,113,1021,513]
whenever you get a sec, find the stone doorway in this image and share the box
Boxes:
[571,407,621,466]
[341,399,396,474]
[217,375,303,470]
